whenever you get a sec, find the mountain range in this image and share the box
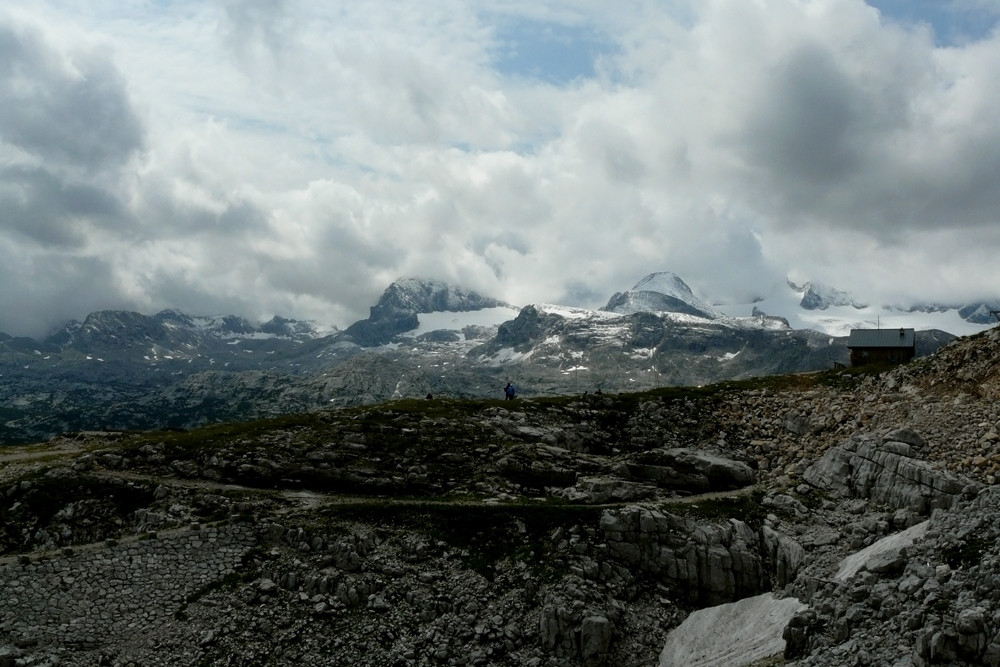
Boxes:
[0,272,991,444]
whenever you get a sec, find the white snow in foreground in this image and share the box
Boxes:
[401,306,521,339]
[658,593,806,667]
[835,521,929,582]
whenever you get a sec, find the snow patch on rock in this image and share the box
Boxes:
[834,520,929,582]
[658,593,807,667]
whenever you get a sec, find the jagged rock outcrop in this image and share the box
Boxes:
[797,282,867,311]
[344,278,508,346]
[782,485,1000,666]
[490,304,558,349]
[802,431,974,513]
[599,506,803,606]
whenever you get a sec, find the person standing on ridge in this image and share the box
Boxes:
[504,382,516,400]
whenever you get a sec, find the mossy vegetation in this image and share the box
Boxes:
[794,487,829,511]
[670,489,769,529]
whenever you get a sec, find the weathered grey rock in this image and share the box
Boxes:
[957,607,989,660]
[784,411,814,436]
[626,448,755,492]
[764,493,809,516]
[762,525,806,588]
[0,646,24,667]
[539,604,567,651]
[600,506,801,605]
[553,477,656,504]
[580,615,613,666]
[863,547,907,575]
[884,428,927,449]
[802,432,967,513]
[983,634,1000,667]
[783,608,816,659]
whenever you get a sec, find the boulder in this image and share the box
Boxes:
[803,432,968,513]
[580,615,613,666]
[627,449,755,492]
[553,477,657,504]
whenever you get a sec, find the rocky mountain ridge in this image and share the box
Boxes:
[792,281,868,311]
[0,274,969,445]
[344,278,513,347]
[3,325,1000,664]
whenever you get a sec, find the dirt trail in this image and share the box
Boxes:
[0,473,757,567]
[0,440,87,464]
[1,438,757,567]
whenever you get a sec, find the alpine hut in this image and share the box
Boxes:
[847,328,916,367]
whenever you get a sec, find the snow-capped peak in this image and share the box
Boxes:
[603,272,721,319]
[792,280,867,311]
[631,272,697,299]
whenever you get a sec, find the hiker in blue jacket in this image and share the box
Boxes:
[504,382,516,400]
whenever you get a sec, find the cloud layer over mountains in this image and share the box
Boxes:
[2,1,1000,337]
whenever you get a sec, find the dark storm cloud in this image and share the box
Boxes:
[0,16,149,335]
[0,22,144,172]
[0,166,130,247]
[142,192,272,240]
[0,249,123,338]
[0,17,143,254]
[735,33,1000,236]
[745,44,863,187]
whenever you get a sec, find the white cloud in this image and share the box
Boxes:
[2,0,1000,338]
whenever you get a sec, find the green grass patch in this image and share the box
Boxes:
[670,489,768,529]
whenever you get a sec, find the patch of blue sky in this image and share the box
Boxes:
[225,115,289,136]
[491,18,616,85]
[867,0,1000,46]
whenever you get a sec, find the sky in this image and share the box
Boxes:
[2,0,1000,337]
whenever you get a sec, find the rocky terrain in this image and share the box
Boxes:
[3,325,1000,665]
